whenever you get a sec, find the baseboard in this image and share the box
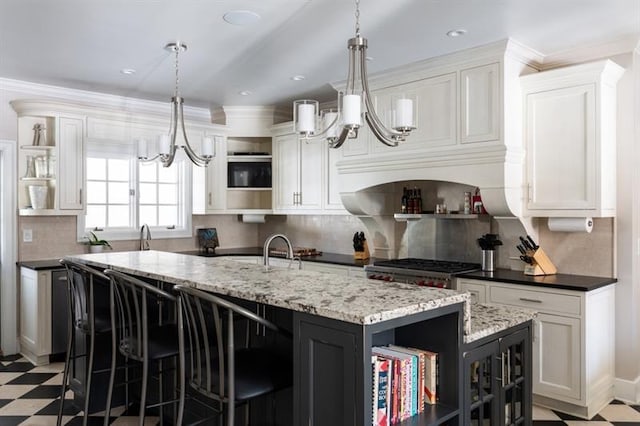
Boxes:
[615,376,640,404]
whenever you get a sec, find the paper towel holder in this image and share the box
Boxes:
[547,217,594,233]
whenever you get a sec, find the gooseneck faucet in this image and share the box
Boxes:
[139,224,152,251]
[263,233,300,270]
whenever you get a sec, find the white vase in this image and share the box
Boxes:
[28,185,48,209]
[89,245,104,254]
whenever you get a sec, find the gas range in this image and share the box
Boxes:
[364,258,481,289]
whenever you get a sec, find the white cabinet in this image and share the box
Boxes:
[19,267,52,365]
[457,278,615,418]
[193,135,227,214]
[12,102,86,215]
[521,60,624,217]
[273,132,323,212]
[460,63,500,143]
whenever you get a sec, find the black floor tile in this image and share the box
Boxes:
[591,414,606,420]
[553,410,585,421]
[20,384,63,399]
[632,405,640,413]
[612,423,640,426]
[7,372,56,385]
[36,398,82,416]
[532,421,566,425]
[0,417,29,426]
[65,417,114,426]
[611,399,627,404]
[0,400,11,410]
[0,355,24,363]
[0,362,35,373]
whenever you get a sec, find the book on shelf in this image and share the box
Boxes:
[422,350,438,405]
[371,355,391,426]
[372,346,414,421]
[388,345,425,412]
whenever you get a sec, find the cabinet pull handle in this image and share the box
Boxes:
[208,192,212,206]
[79,188,83,203]
[519,297,542,303]
[57,276,67,281]
[298,192,302,205]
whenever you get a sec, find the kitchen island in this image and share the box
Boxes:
[64,251,535,425]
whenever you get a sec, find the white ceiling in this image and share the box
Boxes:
[0,0,638,110]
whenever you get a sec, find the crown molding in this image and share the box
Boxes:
[540,35,639,70]
[0,77,212,123]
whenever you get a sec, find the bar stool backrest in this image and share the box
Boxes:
[60,259,109,335]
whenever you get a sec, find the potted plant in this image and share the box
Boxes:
[86,231,112,253]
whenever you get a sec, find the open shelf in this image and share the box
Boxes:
[20,145,55,151]
[394,213,486,222]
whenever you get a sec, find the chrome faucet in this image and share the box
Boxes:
[262,233,300,270]
[139,224,152,251]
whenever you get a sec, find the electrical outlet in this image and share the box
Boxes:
[23,229,33,243]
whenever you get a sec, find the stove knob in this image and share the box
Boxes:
[384,276,392,281]
[417,280,426,286]
[427,281,434,287]
[436,282,445,288]
[368,274,377,280]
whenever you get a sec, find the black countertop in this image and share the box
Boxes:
[457,268,617,292]
[18,259,64,270]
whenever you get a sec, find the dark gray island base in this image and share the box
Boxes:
[62,251,534,425]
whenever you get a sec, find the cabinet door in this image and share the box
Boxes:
[193,135,227,213]
[57,116,85,210]
[461,63,500,143]
[457,279,488,303]
[298,139,323,210]
[463,340,500,426]
[295,314,359,426]
[533,313,581,400]
[273,134,300,210]
[324,144,346,211]
[525,84,596,211]
[499,327,531,426]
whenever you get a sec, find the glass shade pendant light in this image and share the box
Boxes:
[137,41,217,167]
[293,0,416,148]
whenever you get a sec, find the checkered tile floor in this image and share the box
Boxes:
[0,354,159,425]
[2,354,640,425]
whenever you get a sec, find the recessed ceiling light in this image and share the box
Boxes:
[446,29,467,37]
[223,10,261,26]
[239,90,252,96]
[120,68,137,75]
[291,75,306,81]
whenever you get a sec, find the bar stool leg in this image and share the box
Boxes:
[56,321,74,426]
[138,357,149,426]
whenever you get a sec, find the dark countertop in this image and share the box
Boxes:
[18,259,64,270]
[457,268,617,292]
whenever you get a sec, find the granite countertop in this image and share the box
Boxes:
[18,259,64,270]
[458,268,617,292]
[64,250,469,326]
[465,302,537,344]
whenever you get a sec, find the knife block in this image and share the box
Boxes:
[354,241,370,260]
[524,247,557,276]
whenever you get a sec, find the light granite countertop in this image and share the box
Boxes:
[64,250,470,326]
[465,302,537,344]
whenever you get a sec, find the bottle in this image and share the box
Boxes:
[408,188,415,214]
[416,188,423,214]
[401,187,408,214]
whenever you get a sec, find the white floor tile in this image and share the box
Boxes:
[533,404,563,421]
[598,403,640,421]
[0,384,37,399]
[565,422,613,426]
[30,363,64,373]
[42,373,64,386]
[0,398,53,416]
[19,415,73,425]
[0,372,25,385]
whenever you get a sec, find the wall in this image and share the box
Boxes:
[17,214,258,261]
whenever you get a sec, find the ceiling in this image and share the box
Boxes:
[1,0,638,111]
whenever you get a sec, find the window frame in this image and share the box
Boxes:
[77,142,193,242]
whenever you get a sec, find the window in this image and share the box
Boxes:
[78,141,192,241]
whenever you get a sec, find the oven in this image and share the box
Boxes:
[364,258,481,289]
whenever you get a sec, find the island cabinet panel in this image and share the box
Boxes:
[293,303,464,426]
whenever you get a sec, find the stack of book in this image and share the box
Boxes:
[371,345,438,426]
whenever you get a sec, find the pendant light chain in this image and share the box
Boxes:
[174,46,180,99]
[355,0,360,37]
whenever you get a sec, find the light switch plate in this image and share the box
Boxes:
[23,229,32,243]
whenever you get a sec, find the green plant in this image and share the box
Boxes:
[86,231,112,249]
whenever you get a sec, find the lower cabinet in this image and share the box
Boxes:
[457,278,615,418]
[19,267,53,365]
[294,303,463,426]
[462,325,532,426]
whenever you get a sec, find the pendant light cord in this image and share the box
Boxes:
[174,46,180,99]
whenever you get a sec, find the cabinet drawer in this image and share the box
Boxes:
[458,281,487,304]
[490,286,581,316]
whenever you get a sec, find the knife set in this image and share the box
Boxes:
[353,232,370,260]
[517,235,557,276]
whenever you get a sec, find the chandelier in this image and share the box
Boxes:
[137,41,215,167]
[293,0,416,148]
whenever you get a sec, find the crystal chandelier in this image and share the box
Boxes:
[293,0,416,148]
[137,41,215,167]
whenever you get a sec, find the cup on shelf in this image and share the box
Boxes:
[34,156,47,178]
[28,185,48,209]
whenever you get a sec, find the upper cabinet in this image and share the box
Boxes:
[521,60,624,217]
[12,100,86,215]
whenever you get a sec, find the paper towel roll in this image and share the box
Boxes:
[548,217,594,233]
[241,214,266,224]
